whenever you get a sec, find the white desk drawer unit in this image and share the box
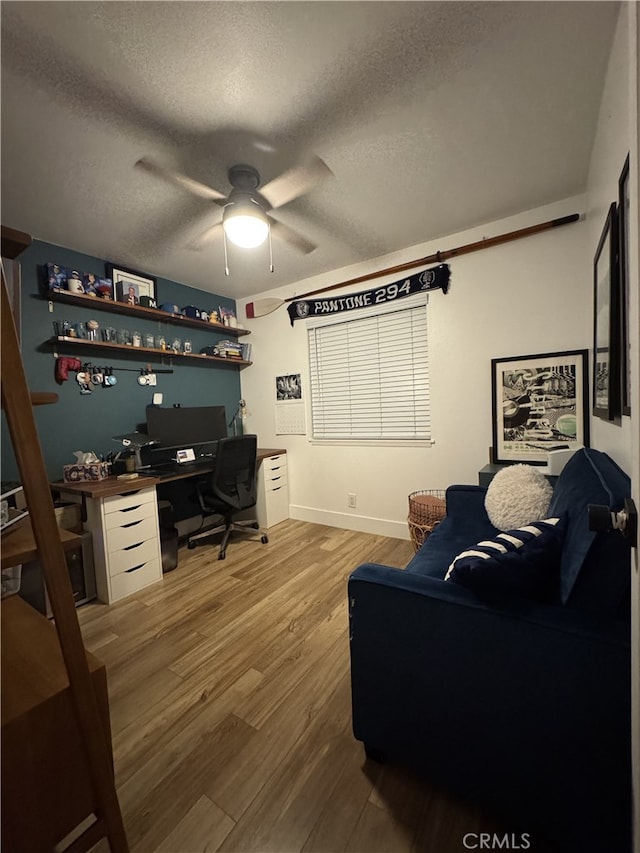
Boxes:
[257,453,289,528]
[85,486,162,604]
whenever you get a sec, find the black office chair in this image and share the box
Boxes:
[186,434,268,560]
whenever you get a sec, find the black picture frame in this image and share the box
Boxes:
[592,202,620,421]
[491,349,589,465]
[618,154,631,415]
[105,263,157,306]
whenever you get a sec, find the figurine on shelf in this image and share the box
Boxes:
[86,319,100,341]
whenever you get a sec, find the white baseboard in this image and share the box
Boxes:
[289,505,410,540]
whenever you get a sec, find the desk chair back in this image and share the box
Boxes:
[211,434,258,510]
[188,435,268,560]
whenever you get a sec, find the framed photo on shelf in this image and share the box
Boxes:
[491,349,589,465]
[618,154,631,415]
[106,263,157,306]
[592,202,620,421]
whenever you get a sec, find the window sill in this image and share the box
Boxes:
[308,439,435,448]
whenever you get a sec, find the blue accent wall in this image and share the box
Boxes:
[2,240,244,481]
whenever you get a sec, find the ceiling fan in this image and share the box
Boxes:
[135,155,332,262]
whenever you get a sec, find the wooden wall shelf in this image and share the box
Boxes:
[44,290,250,337]
[48,336,251,367]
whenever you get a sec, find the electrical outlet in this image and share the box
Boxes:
[348,493,357,509]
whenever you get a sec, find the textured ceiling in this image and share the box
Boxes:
[1,1,618,299]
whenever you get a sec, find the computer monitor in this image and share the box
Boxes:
[146,405,227,452]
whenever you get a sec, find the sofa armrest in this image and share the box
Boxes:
[443,484,490,522]
[349,562,629,643]
[348,562,631,852]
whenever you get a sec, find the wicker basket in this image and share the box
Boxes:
[407,489,447,552]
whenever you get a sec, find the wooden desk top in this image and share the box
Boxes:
[257,448,287,459]
[1,516,82,569]
[52,474,159,499]
[50,448,287,499]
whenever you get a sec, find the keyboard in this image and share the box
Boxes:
[138,467,174,477]
[138,460,213,478]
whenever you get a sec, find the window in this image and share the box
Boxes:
[307,298,431,442]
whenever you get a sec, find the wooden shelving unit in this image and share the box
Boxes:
[1,515,81,568]
[45,289,250,337]
[1,225,128,852]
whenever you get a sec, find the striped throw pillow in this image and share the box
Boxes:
[445,517,565,602]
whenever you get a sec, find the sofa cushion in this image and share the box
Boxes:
[484,464,553,531]
[549,448,630,604]
[444,516,564,602]
[405,499,498,580]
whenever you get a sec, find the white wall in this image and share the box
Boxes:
[586,1,635,474]
[631,9,640,850]
[239,194,592,538]
[585,4,639,850]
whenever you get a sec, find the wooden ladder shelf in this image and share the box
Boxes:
[1,229,128,852]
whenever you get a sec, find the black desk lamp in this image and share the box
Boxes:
[112,432,157,470]
[229,399,247,436]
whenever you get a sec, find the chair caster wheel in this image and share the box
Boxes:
[261,535,269,544]
[187,542,196,550]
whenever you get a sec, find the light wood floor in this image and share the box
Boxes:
[79,519,539,853]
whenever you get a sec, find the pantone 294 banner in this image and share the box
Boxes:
[286,263,450,325]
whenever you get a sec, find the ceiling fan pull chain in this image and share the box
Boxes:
[268,224,274,274]
[223,229,231,277]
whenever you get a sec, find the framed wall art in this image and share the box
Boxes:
[105,263,157,306]
[592,202,620,421]
[618,154,631,415]
[491,349,589,465]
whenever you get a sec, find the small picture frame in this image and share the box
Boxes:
[491,349,589,465]
[45,262,69,292]
[592,202,620,421]
[618,154,631,415]
[106,263,157,306]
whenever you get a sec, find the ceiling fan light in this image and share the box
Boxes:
[223,203,269,248]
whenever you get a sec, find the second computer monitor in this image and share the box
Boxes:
[146,405,227,451]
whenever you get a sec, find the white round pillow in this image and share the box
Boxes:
[484,464,553,531]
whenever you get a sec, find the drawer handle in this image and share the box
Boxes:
[122,519,143,528]
[122,490,145,497]
[125,563,146,573]
[271,476,281,482]
[272,486,282,492]
[120,505,143,513]
[123,541,144,551]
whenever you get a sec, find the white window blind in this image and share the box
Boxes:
[308,300,430,441]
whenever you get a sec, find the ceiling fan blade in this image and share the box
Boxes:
[259,156,333,209]
[136,157,227,203]
[268,217,317,254]
[188,220,224,250]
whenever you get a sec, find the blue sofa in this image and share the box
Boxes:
[348,449,631,853]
